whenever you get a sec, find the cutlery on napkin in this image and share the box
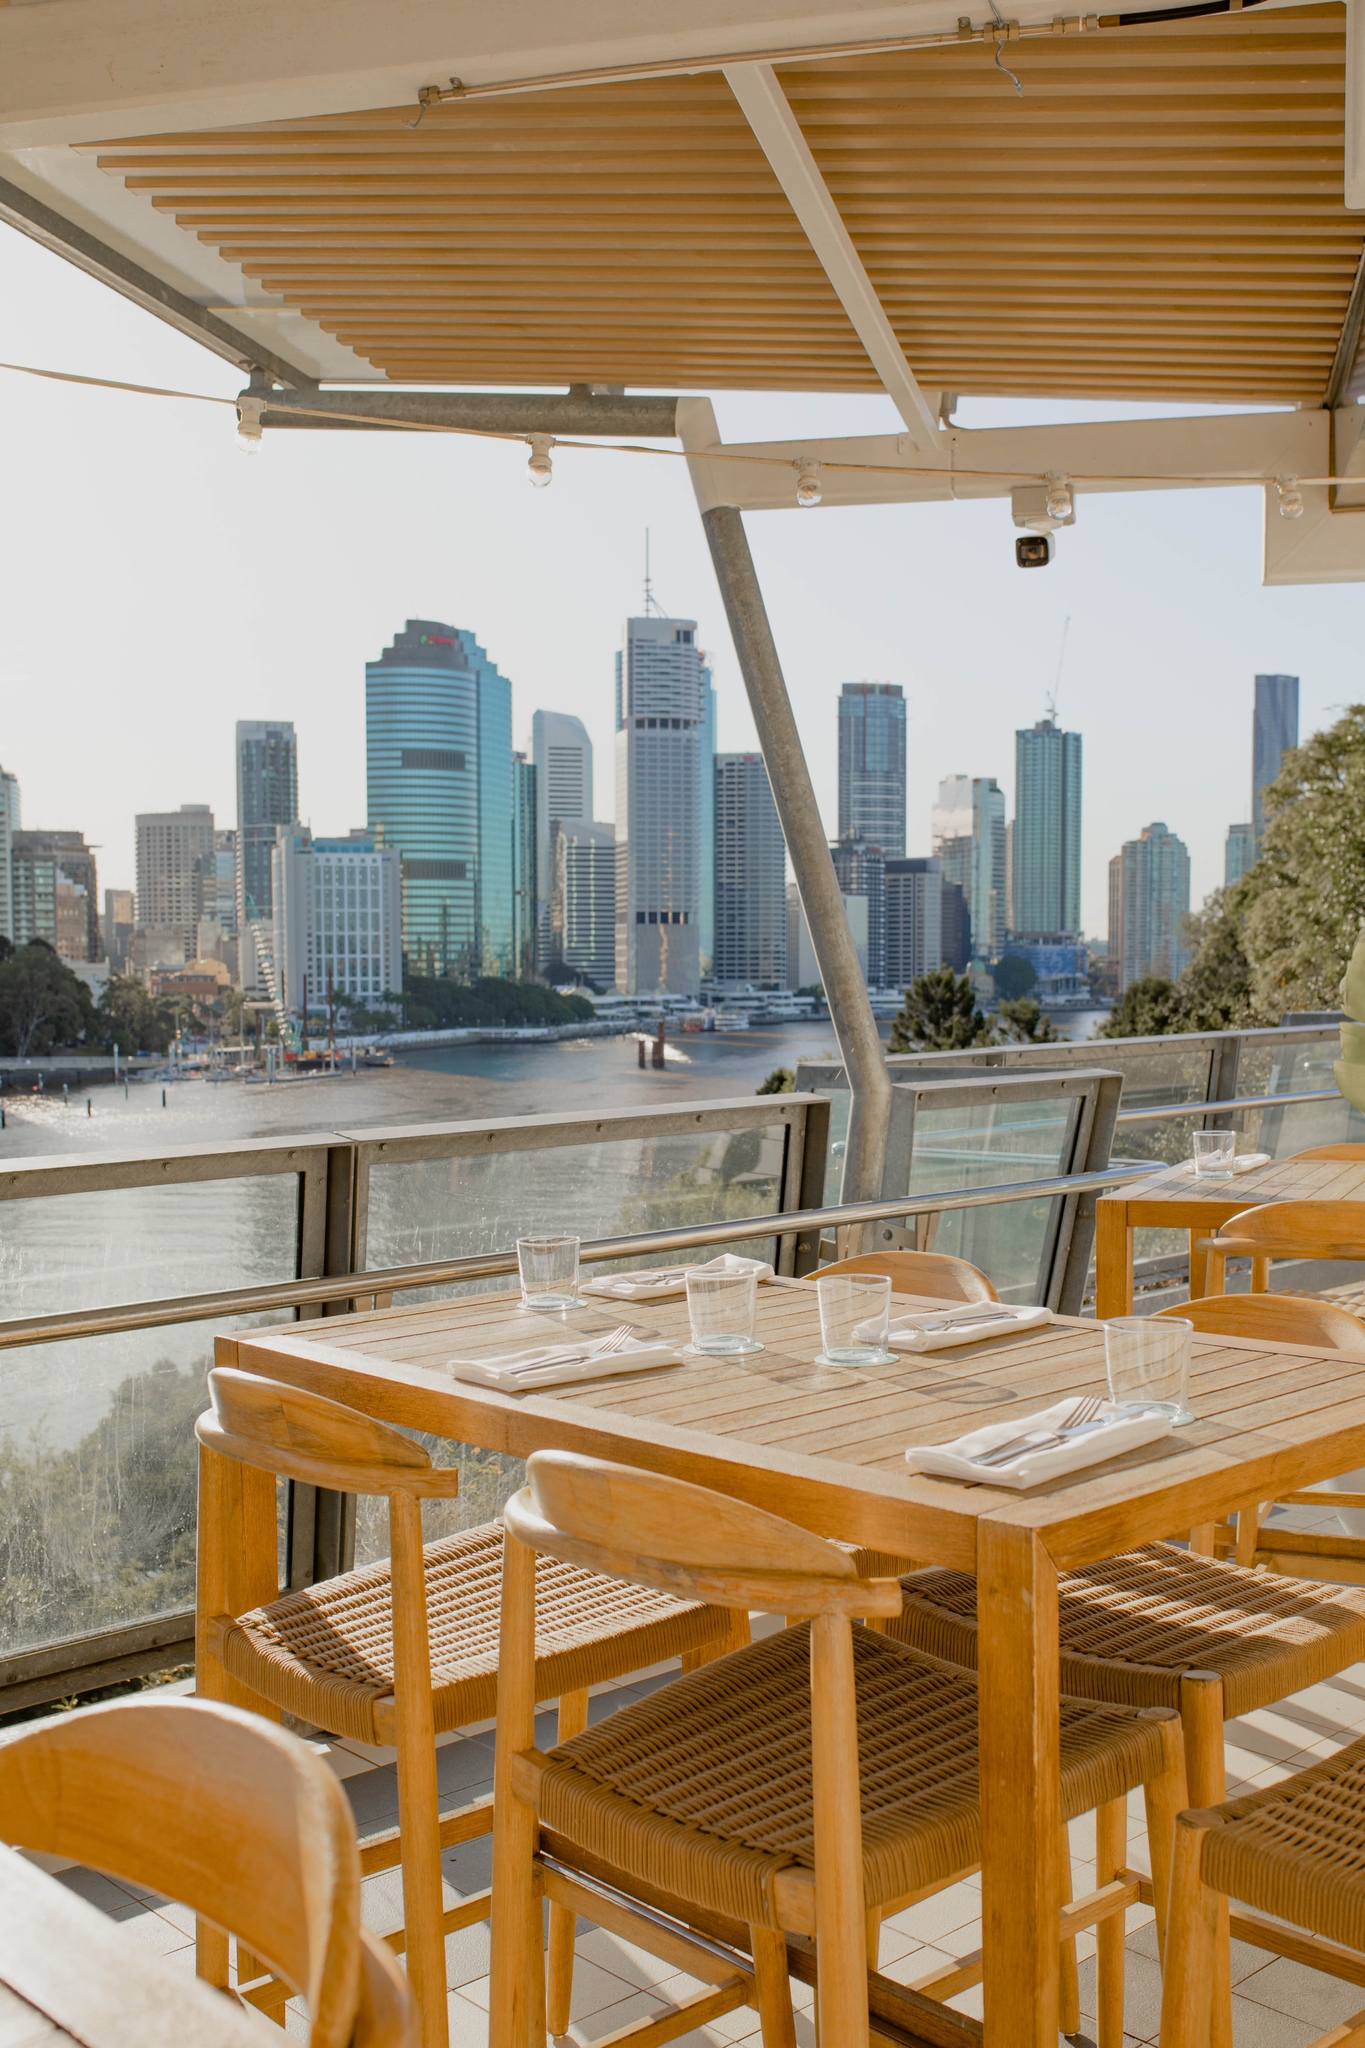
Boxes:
[885,1303,1054,1352]
[448,1326,684,1391]
[580,1252,775,1301]
[905,1397,1172,1489]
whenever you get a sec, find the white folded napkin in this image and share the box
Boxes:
[448,1337,683,1391]
[1176,1152,1272,1177]
[886,1304,1053,1352]
[580,1252,775,1301]
[905,1399,1172,1490]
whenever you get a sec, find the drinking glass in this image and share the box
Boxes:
[685,1269,762,1355]
[517,1234,580,1310]
[817,1273,894,1367]
[1104,1315,1193,1423]
[1192,1130,1236,1180]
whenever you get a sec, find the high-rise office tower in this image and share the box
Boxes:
[787,885,868,990]
[10,831,99,958]
[366,619,514,979]
[103,888,135,973]
[1225,822,1255,887]
[0,765,17,944]
[940,880,971,972]
[1253,673,1299,847]
[1107,821,1191,990]
[698,665,716,973]
[830,835,886,988]
[272,826,402,1015]
[135,804,215,961]
[714,752,787,988]
[838,683,906,856]
[884,857,942,989]
[615,614,704,996]
[512,752,538,980]
[531,710,592,964]
[549,820,616,989]
[931,773,1006,960]
[213,829,238,933]
[1012,719,1082,939]
[235,721,297,926]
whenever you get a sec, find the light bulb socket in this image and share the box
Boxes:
[235,395,265,453]
[1275,476,1304,520]
[1044,474,1073,522]
[794,461,823,508]
[527,433,555,487]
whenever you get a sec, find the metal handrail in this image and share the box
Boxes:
[0,1161,1154,1351]
[1114,1087,1341,1125]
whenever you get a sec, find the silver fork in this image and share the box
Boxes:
[972,1394,1106,1469]
[504,1323,635,1375]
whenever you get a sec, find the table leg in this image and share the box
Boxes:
[1094,1201,1133,1319]
[978,1520,1060,2048]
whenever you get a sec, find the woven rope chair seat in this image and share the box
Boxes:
[220,1521,725,1744]
[884,1543,1365,1719]
[1198,1732,1365,1952]
[539,1622,1167,1931]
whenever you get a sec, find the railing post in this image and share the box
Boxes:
[286,1143,359,1589]
[1205,1032,1241,1134]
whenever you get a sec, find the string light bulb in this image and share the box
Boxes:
[795,461,823,508]
[235,394,265,455]
[1276,476,1304,520]
[1044,473,1073,523]
[526,433,555,487]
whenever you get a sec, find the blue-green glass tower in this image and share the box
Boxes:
[366,620,513,979]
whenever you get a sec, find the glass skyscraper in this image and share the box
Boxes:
[931,773,1006,960]
[235,721,298,926]
[1253,673,1299,847]
[698,666,717,974]
[1012,718,1082,939]
[615,614,704,996]
[1108,821,1191,989]
[715,752,786,988]
[366,619,513,979]
[531,709,592,966]
[837,683,906,857]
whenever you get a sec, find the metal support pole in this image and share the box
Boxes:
[695,498,892,1204]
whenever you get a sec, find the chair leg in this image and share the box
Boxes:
[545,1691,588,2037]
[390,1492,450,2048]
[750,1926,797,2048]
[1251,1255,1270,1293]
[1157,1814,1222,2048]
[1058,1823,1080,2036]
[490,1528,543,2048]
[1178,1674,1232,2048]
[1094,1798,1126,2048]
[809,1612,866,2048]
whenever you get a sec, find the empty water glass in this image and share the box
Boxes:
[685,1268,762,1355]
[517,1234,580,1310]
[1192,1130,1236,1180]
[817,1273,894,1367]
[1104,1315,1193,1423]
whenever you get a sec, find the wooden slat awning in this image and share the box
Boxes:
[82,3,1363,405]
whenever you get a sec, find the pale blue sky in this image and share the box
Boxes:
[2,219,1361,938]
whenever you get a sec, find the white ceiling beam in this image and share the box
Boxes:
[723,60,943,458]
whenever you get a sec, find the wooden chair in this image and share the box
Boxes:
[883,1544,1365,2048]
[488,1449,1188,2048]
[1199,1200,1365,1298]
[0,1695,415,2048]
[196,1369,745,2048]
[1288,1144,1365,1161]
[816,1248,999,1302]
[1153,1292,1365,1578]
[1161,1732,1365,2048]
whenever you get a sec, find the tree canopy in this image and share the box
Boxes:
[889,967,995,1051]
[0,941,97,1057]
[99,975,177,1056]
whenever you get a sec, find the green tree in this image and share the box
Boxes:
[997,996,1059,1043]
[756,1066,795,1094]
[1097,975,1186,1039]
[991,954,1038,1001]
[889,967,993,1052]
[1172,886,1259,1030]
[401,974,593,1030]
[99,975,176,1055]
[0,940,96,1056]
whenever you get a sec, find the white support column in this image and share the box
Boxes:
[723,59,944,458]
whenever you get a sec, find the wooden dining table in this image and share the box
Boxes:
[206,1277,1365,2048]
[1094,1153,1365,1318]
[0,1842,265,2048]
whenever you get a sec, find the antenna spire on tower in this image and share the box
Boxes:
[1047,615,1071,722]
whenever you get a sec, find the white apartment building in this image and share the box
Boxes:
[135,803,215,962]
[615,614,704,997]
[531,709,593,961]
[549,819,616,989]
[272,827,402,1016]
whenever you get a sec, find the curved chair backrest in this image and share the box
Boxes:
[1155,1290,1365,1358]
[198,1366,461,1500]
[817,1250,998,1303]
[1288,1145,1365,1162]
[1210,1201,1365,1259]
[506,1449,902,1619]
[0,1697,413,2048]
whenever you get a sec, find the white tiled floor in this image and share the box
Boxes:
[44,1629,1365,2048]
